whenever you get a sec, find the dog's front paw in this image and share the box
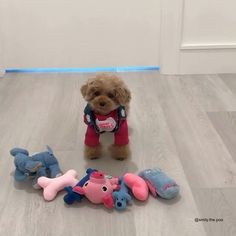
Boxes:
[84,145,102,159]
[109,144,130,160]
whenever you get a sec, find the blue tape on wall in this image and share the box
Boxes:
[6,66,160,73]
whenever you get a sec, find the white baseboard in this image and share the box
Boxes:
[0,69,6,77]
[181,42,236,50]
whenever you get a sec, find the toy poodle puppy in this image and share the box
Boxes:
[80,73,131,160]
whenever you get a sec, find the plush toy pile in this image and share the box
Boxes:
[10,146,180,211]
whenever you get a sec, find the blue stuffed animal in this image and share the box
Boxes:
[139,168,179,200]
[10,146,62,189]
[112,177,132,210]
[63,168,96,205]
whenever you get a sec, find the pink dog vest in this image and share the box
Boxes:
[84,105,129,146]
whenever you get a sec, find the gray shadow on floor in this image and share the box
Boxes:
[83,132,138,176]
[10,171,43,197]
[63,197,114,213]
[13,180,43,196]
[132,192,181,208]
[84,157,138,177]
[155,193,182,205]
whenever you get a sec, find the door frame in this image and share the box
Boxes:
[159,0,184,74]
[0,3,5,77]
[159,0,236,74]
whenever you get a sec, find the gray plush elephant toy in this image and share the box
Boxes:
[10,146,62,189]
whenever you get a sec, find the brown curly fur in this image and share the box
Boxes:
[81,73,131,160]
[109,144,131,160]
[84,145,102,160]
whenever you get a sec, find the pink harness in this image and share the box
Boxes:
[84,108,129,147]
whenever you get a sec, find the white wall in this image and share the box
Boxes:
[0,0,161,68]
[2,0,235,74]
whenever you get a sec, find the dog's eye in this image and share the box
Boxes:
[94,91,100,96]
[84,182,89,187]
[107,92,114,98]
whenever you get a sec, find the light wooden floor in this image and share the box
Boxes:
[0,71,236,236]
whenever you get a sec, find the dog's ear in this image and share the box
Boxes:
[80,83,88,98]
[115,86,131,105]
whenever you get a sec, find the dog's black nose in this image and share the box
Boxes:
[117,202,122,207]
[100,102,106,107]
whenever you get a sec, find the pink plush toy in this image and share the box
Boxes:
[38,169,78,201]
[72,171,119,209]
[124,173,149,201]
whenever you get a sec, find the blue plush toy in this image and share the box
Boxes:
[139,168,179,200]
[10,146,62,189]
[112,177,132,210]
[63,168,96,205]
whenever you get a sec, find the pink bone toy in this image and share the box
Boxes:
[37,169,78,201]
[72,171,119,209]
[124,173,149,201]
